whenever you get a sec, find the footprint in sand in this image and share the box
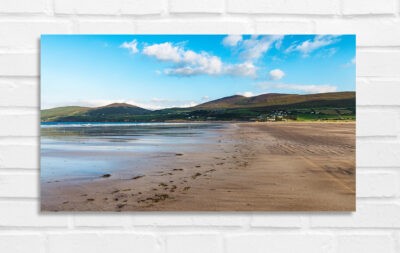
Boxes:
[116,203,126,209]
[132,175,144,180]
[191,172,202,179]
[170,185,177,192]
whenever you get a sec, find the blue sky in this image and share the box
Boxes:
[41,34,355,109]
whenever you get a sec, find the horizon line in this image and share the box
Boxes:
[41,91,356,111]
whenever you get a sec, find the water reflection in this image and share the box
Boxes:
[41,123,225,181]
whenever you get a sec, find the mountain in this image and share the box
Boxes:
[86,103,150,117]
[195,92,355,109]
[41,91,355,122]
[41,106,91,122]
[195,95,246,109]
[41,103,151,122]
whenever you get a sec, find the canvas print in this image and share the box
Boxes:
[40,35,355,211]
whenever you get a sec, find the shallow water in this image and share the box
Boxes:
[40,122,225,182]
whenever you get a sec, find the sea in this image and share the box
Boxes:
[40,122,226,182]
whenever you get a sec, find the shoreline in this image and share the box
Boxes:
[41,121,355,212]
[40,119,356,125]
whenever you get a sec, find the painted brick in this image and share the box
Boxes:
[310,203,400,228]
[357,142,400,167]
[0,145,38,169]
[169,0,224,13]
[166,234,222,253]
[0,21,72,50]
[0,0,47,14]
[255,20,314,34]
[357,172,398,198]
[357,50,400,78]
[0,234,46,253]
[225,234,333,253]
[315,18,400,46]
[48,233,160,253]
[336,234,396,253]
[0,201,68,227]
[131,213,248,227]
[0,173,38,198]
[120,0,165,15]
[342,0,396,15]
[357,110,398,137]
[0,0,400,252]
[54,0,165,15]
[0,53,38,76]
[135,20,254,34]
[250,214,302,227]
[0,113,38,136]
[73,214,131,227]
[357,79,400,105]
[227,0,340,15]
[0,79,38,107]
[77,20,135,33]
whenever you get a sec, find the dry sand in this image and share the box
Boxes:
[41,122,355,211]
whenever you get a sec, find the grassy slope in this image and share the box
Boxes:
[41,92,356,122]
[196,92,355,109]
[41,106,90,122]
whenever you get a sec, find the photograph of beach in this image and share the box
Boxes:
[40,35,355,211]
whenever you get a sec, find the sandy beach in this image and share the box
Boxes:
[41,122,355,211]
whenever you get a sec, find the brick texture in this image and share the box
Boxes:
[0,1,399,253]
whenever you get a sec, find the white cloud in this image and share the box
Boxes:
[50,98,202,110]
[222,35,242,47]
[258,82,337,94]
[240,35,284,61]
[237,91,254,97]
[142,42,182,62]
[142,42,256,77]
[269,69,285,80]
[285,35,339,57]
[224,61,257,77]
[124,37,287,78]
[120,39,138,54]
[342,56,356,68]
[164,53,223,76]
[180,101,199,108]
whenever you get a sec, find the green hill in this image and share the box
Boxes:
[196,92,355,109]
[41,91,355,122]
[41,106,90,122]
[41,103,151,122]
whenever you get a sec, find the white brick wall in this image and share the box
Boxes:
[0,0,399,252]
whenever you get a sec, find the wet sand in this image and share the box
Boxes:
[41,122,355,211]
